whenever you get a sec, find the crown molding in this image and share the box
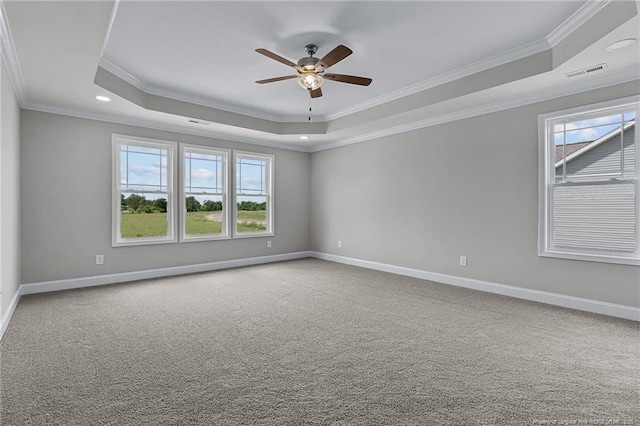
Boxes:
[98,57,148,93]
[312,68,639,152]
[22,66,638,156]
[546,0,610,47]
[325,38,551,121]
[0,1,27,106]
[98,0,120,58]
[143,83,305,123]
[22,100,313,153]
[97,57,305,123]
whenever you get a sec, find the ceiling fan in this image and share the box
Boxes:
[255,44,372,98]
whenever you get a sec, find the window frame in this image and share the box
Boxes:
[232,150,274,239]
[180,144,231,242]
[112,134,178,247]
[538,96,640,266]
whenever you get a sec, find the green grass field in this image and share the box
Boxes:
[236,210,266,221]
[120,211,267,238]
[185,211,223,235]
[120,213,168,238]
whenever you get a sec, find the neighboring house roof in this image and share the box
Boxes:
[555,142,590,163]
[555,122,635,167]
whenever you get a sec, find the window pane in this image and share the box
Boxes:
[560,124,619,144]
[554,113,636,182]
[237,157,266,195]
[184,151,223,194]
[182,148,228,239]
[236,195,267,233]
[185,194,224,235]
[120,192,168,238]
[623,111,636,122]
[120,144,168,192]
[623,116,636,178]
[121,145,165,156]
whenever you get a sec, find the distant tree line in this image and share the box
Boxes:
[121,194,265,213]
[185,197,223,212]
[237,200,267,211]
[121,194,168,214]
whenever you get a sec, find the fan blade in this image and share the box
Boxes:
[315,45,352,71]
[309,88,322,98]
[255,48,302,72]
[323,73,372,86]
[256,75,297,84]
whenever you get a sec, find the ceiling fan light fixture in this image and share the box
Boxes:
[298,72,323,91]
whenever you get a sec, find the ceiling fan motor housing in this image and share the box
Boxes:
[298,56,319,70]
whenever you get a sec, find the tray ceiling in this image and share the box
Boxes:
[2,1,638,151]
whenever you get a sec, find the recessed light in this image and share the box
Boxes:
[95,95,111,102]
[606,38,636,51]
[300,136,308,140]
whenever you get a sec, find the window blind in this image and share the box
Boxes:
[552,181,636,253]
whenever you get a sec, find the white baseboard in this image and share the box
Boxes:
[310,251,640,322]
[0,251,311,341]
[2,249,636,342]
[20,251,312,295]
[0,286,23,340]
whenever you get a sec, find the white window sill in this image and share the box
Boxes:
[113,238,178,248]
[181,235,231,243]
[539,249,640,266]
[232,232,274,239]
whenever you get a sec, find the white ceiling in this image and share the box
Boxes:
[102,1,583,120]
[2,1,639,151]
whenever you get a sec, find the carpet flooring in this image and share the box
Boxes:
[1,259,638,425]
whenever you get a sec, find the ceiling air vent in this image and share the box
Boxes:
[565,63,607,78]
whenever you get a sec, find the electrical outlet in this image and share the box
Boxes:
[459,256,467,267]
[267,240,272,248]
[338,240,342,248]
[96,255,104,265]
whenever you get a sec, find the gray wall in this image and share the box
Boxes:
[20,111,310,283]
[14,81,640,309]
[310,81,640,307]
[1,58,21,317]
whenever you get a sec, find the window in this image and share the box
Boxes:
[112,135,177,246]
[538,97,639,265]
[181,145,230,241]
[233,151,274,237]
[113,138,274,244]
